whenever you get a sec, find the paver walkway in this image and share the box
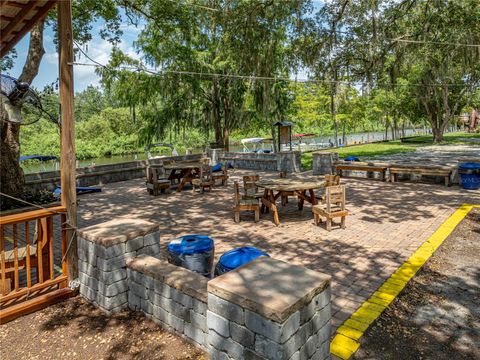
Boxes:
[77,171,479,335]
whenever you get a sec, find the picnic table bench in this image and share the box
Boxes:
[334,161,389,181]
[389,165,453,186]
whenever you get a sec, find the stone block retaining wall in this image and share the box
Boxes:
[78,221,332,360]
[77,219,161,314]
[25,153,203,192]
[127,255,209,348]
[217,151,302,173]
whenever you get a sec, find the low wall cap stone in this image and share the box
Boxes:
[127,254,208,302]
[208,257,331,323]
[77,218,159,247]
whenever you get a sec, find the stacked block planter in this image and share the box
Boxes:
[77,218,161,314]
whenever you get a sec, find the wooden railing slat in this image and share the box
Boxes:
[37,219,44,284]
[0,275,68,304]
[61,214,68,278]
[0,206,66,226]
[13,224,19,291]
[0,226,6,295]
[48,217,54,280]
[25,222,31,288]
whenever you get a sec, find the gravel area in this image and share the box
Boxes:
[354,209,480,360]
[0,297,206,360]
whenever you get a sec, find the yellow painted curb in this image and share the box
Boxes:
[329,204,476,359]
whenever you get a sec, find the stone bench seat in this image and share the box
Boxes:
[389,166,453,186]
[334,161,389,181]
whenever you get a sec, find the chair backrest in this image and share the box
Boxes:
[325,185,346,212]
[233,181,241,205]
[146,166,157,184]
[324,174,340,187]
[243,175,259,196]
[199,164,212,180]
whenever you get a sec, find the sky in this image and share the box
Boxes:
[7,19,143,92]
[6,2,324,93]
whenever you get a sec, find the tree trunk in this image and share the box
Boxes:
[0,21,45,209]
[330,92,338,147]
[385,116,388,141]
[211,81,223,147]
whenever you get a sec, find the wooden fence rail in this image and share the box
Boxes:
[0,206,74,323]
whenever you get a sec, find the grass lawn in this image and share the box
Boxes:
[400,132,480,144]
[301,131,479,170]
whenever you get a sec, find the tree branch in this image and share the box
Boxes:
[18,20,45,85]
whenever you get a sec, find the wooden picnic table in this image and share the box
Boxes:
[162,162,206,192]
[255,178,324,226]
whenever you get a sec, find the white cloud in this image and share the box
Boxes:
[73,36,142,90]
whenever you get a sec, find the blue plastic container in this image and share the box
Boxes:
[215,247,269,276]
[458,163,480,190]
[167,235,214,277]
[344,156,360,162]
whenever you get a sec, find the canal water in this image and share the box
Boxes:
[21,128,429,174]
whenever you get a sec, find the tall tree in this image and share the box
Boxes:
[99,0,309,150]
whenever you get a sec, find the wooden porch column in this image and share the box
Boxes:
[58,0,77,282]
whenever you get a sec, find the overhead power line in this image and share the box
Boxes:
[71,60,478,88]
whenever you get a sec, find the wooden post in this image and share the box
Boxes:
[58,0,77,282]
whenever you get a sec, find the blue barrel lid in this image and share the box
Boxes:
[459,162,480,170]
[344,156,360,161]
[167,235,214,255]
[218,247,269,270]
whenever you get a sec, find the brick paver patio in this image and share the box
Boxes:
[77,171,478,335]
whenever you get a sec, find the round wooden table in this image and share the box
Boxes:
[163,162,206,192]
[255,178,324,226]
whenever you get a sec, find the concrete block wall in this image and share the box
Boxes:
[78,220,332,360]
[218,151,302,173]
[126,255,209,349]
[206,292,331,360]
[25,153,203,192]
[312,152,339,176]
[77,218,161,314]
[207,257,332,360]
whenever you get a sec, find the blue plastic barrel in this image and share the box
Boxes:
[215,247,269,276]
[167,235,214,277]
[344,156,360,162]
[458,163,480,190]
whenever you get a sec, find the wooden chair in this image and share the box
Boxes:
[233,181,260,222]
[242,175,263,200]
[316,174,341,203]
[146,164,170,195]
[324,174,341,187]
[212,164,229,186]
[312,185,348,231]
[192,165,214,193]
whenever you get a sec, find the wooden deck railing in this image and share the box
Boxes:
[0,206,71,321]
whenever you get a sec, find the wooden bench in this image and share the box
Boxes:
[389,166,453,186]
[334,161,388,181]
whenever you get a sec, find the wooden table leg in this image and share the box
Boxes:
[177,169,193,192]
[270,190,280,226]
[261,189,268,214]
[298,190,306,210]
[309,189,317,205]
